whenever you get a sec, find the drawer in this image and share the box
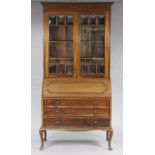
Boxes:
[45,99,109,108]
[43,117,110,127]
[44,108,110,117]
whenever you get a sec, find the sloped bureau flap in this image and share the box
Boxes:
[42,78,111,98]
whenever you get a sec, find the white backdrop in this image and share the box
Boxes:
[31,1,123,155]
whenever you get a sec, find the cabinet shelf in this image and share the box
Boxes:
[49,25,73,27]
[81,25,104,27]
[81,73,104,75]
[49,40,103,42]
[49,40,104,43]
[49,40,73,42]
[81,40,104,42]
[80,58,104,60]
[49,58,73,60]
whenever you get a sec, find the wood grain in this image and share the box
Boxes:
[45,98,109,108]
[44,108,110,117]
[104,10,111,77]
[43,117,110,127]
[43,12,49,78]
[42,3,113,13]
[42,78,111,98]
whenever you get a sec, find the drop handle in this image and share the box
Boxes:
[94,110,97,114]
[94,121,98,127]
[56,121,60,126]
[54,101,60,107]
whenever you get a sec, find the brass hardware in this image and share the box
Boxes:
[94,121,97,124]
[56,121,59,127]
[94,121,97,127]
[94,110,97,114]
[54,100,60,107]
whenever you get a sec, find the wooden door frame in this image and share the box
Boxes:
[43,12,77,78]
[76,11,111,78]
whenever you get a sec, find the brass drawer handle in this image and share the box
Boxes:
[56,121,60,126]
[94,110,97,114]
[94,121,98,127]
[54,100,60,107]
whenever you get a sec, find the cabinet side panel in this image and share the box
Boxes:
[104,9,111,77]
[43,12,49,77]
[73,14,78,78]
[41,98,44,126]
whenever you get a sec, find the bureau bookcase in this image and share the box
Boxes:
[39,2,113,150]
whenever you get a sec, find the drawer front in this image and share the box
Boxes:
[45,98,109,108]
[43,117,110,127]
[44,108,109,117]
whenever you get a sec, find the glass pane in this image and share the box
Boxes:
[80,15,105,75]
[81,15,88,25]
[57,15,65,25]
[89,15,96,25]
[66,16,73,25]
[98,16,105,25]
[49,16,56,25]
[80,59,104,75]
[48,15,74,76]
[81,26,104,41]
[49,58,73,75]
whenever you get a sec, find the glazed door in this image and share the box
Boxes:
[78,14,106,77]
[44,13,109,78]
[45,14,75,77]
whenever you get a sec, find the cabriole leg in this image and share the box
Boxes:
[106,130,108,141]
[43,130,47,141]
[107,128,113,150]
[39,129,45,150]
